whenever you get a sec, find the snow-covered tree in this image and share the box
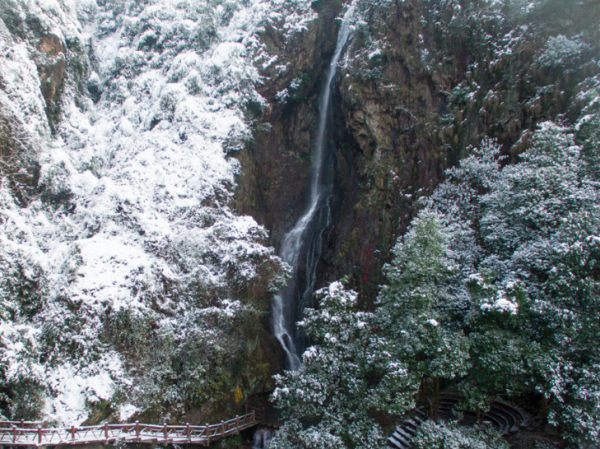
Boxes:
[271,282,417,449]
[422,112,600,441]
[0,0,316,424]
[377,211,470,421]
[477,121,600,442]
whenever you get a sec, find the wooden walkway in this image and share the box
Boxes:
[0,407,264,447]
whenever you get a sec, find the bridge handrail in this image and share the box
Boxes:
[0,420,42,427]
[0,407,264,446]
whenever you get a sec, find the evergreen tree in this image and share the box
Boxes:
[425,115,600,441]
[411,420,509,449]
[377,212,470,421]
[478,121,600,442]
[271,282,416,449]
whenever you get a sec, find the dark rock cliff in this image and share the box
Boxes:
[236,0,461,303]
[235,1,344,245]
[237,0,600,305]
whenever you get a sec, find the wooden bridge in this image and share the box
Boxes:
[0,407,264,447]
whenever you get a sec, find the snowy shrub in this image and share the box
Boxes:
[420,116,600,442]
[411,421,509,449]
[271,282,416,449]
[536,34,589,70]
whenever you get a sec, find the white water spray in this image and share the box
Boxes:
[272,1,358,370]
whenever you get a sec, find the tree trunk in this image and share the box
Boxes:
[540,395,549,424]
[432,376,441,423]
[422,377,434,420]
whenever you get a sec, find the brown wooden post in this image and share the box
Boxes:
[71,426,76,440]
[251,410,256,424]
[135,421,140,440]
[12,426,16,443]
[220,420,224,436]
[163,423,168,441]
[38,426,42,445]
[186,423,191,440]
[235,415,239,433]
[20,420,24,428]
[205,423,210,445]
[105,422,109,440]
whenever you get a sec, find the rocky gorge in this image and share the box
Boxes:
[240,0,599,304]
[1,0,600,446]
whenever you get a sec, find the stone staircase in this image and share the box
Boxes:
[387,396,533,449]
[387,409,427,449]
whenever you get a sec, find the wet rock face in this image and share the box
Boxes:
[0,1,86,133]
[330,0,453,300]
[37,34,66,102]
[240,0,599,305]
[236,1,344,247]
[328,0,600,301]
[38,33,62,56]
[238,0,453,302]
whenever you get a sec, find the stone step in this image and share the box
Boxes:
[485,410,511,434]
[480,412,503,430]
[389,395,533,445]
[414,408,427,418]
[493,398,532,427]
[391,431,410,446]
[387,416,427,449]
[404,419,420,430]
[489,408,518,429]
[490,402,526,431]
[388,434,410,449]
[394,427,412,441]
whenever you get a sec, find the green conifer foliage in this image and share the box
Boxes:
[377,212,470,421]
[271,282,416,449]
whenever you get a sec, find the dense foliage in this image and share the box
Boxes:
[2,0,600,446]
[274,114,600,447]
[271,282,416,448]
[274,107,600,446]
[272,0,600,447]
[411,421,508,449]
[0,0,318,424]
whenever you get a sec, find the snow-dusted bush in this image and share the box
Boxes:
[411,421,508,449]
[271,282,416,449]
[536,34,589,70]
[275,96,600,445]
[423,117,600,442]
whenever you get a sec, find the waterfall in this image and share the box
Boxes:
[252,427,275,449]
[272,1,358,370]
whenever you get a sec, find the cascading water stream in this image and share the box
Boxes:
[272,1,358,370]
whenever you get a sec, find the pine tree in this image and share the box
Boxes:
[477,121,600,442]
[376,211,470,422]
[426,116,600,441]
[411,420,509,449]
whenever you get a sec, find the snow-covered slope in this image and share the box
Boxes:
[0,0,315,424]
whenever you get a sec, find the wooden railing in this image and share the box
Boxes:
[0,420,42,428]
[0,407,265,447]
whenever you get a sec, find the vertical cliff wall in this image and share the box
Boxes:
[236,0,458,302]
[238,0,600,304]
